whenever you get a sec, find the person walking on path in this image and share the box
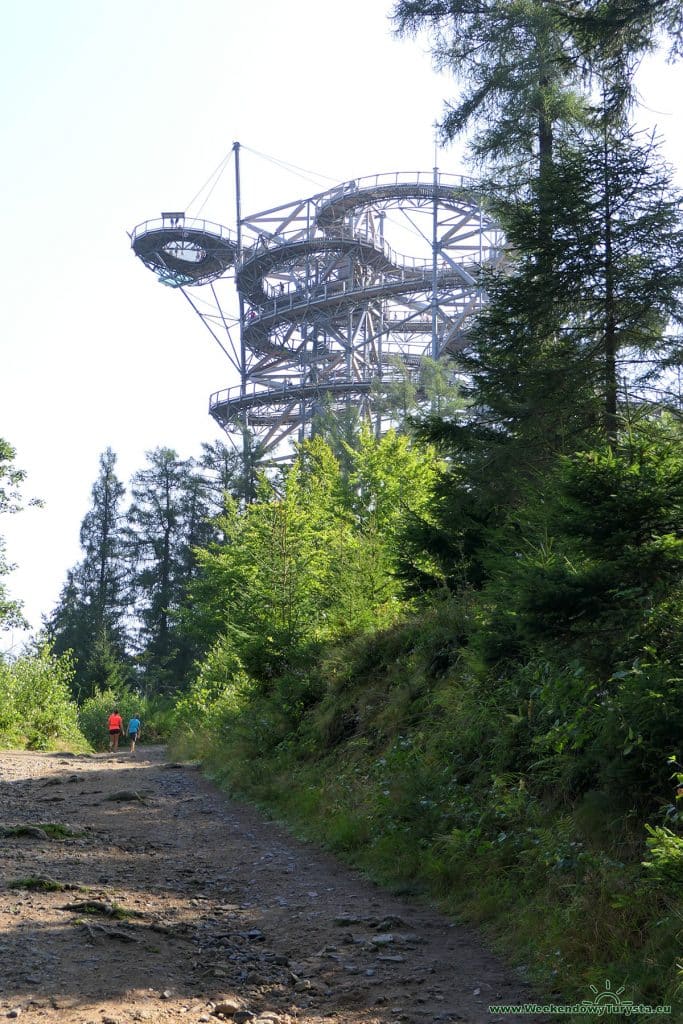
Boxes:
[107,709,124,752]
[127,714,141,754]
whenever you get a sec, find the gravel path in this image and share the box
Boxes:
[0,748,543,1024]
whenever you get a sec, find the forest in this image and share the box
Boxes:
[3,0,683,1013]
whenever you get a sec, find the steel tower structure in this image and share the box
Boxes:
[130,150,503,453]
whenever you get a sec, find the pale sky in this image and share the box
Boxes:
[2,0,682,650]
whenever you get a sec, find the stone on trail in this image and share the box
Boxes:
[211,997,242,1016]
[333,914,368,926]
[372,930,422,946]
[375,915,408,929]
[102,790,146,803]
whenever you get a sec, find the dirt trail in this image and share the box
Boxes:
[0,748,544,1024]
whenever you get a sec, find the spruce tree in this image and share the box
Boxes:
[48,448,128,697]
[199,440,243,517]
[126,448,213,692]
[78,448,128,645]
[48,570,93,687]
[392,0,683,594]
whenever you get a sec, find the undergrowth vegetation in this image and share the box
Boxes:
[77,687,174,750]
[171,422,683,1014]
[0,646,87,750]
[0,651,174,752]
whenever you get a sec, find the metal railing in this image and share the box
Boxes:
[131,216,236,246]
[240,236,497,301]
[316,169,479,202]
[242,261,489,326]
[210,377,374,413]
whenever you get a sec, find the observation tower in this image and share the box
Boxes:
[130,144,503,454]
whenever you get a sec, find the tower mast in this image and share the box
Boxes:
[233,140,247,398]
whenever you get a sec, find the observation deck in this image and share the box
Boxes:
[130,213,238,286]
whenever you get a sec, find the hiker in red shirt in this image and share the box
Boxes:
[107,709,124,752]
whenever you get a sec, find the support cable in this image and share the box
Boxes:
[240,145,338,189]
[185,149,234,218]
[179,287,241,371]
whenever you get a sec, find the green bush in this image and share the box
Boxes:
[0,656,20,741]
[642,825,683,885]
[78,687,172,750]
[0,646,85,750]
[171,636,252,755]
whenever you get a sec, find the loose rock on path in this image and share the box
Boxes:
[0,747,544,1024]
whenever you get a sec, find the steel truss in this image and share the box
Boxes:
[131,170,503,453]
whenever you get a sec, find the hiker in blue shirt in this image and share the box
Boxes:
[127,714,141,754]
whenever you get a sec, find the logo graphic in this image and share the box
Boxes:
[487,977,672,1016]
[582,979,634,1013]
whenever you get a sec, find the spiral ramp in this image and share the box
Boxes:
[131,172,503,452]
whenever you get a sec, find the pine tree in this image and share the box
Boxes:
[47,449,128,697]
[186,433,441,678]
[562,122,683,436]
[393,1,586,176]
[564,1,683,107]
[126,448,213,692]
[48,570,93,685]
[78,448,128,647]
[199,439,244,517]
[392,0,683,593]
[392,0,596,503]
[394,2,683,158]
[452,123,683,463]
[371,359,419,429]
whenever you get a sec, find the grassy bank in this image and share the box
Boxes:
[171,599,683,1019]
